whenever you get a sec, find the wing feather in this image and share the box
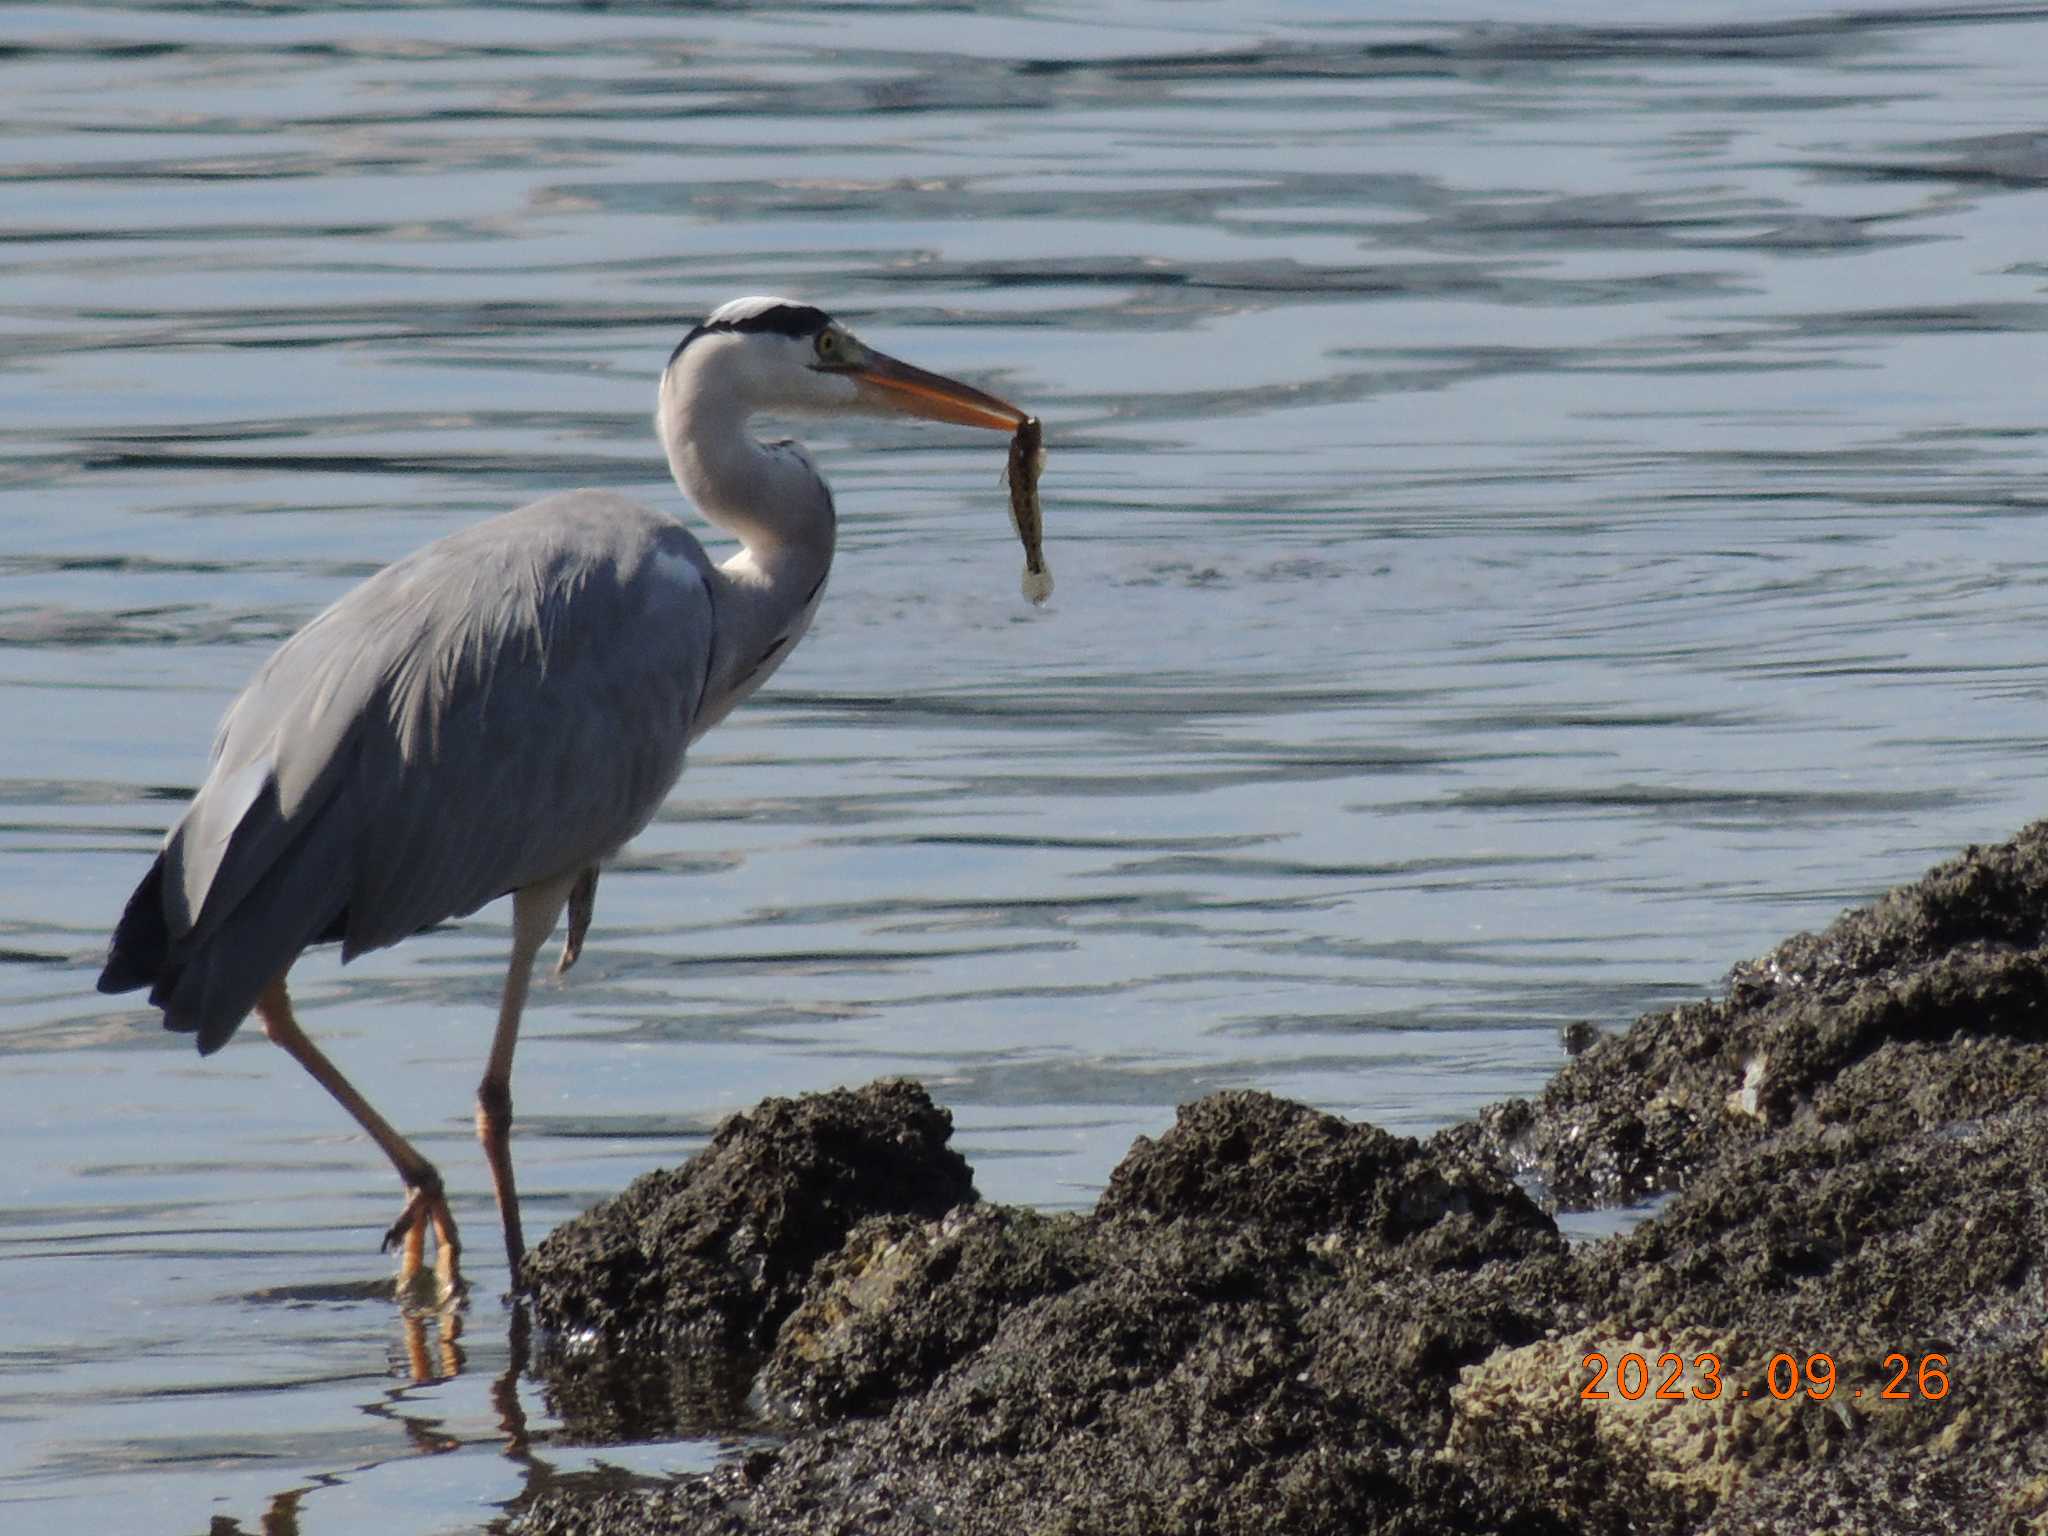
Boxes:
[146,490,715,1044]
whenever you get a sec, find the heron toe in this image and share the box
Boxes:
[385,1185,463,1300]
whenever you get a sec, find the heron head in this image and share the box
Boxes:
[664,297,1027,431]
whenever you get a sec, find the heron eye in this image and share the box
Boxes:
[816,332,838,358]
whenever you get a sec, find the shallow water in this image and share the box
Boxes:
[7,1,2048,1528]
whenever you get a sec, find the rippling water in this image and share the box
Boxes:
[7,1,2048,1529]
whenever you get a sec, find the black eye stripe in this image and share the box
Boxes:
[668,304,834,369]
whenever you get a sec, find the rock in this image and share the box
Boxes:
[1099,1089,1558,1269]
[1442,826,2048,1208]
[510,823,2048,1535]
[757,1203,1098,1424]
[521,1078,976,1352]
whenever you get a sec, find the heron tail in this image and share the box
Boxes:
[96,850,242,1054]
[98,853,170,996]
[97,773,353,1056]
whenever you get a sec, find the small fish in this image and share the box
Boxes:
[1006,415,1052,605]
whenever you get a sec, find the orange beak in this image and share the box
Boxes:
[852,351,1029,431]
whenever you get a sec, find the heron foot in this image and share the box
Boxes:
[384,1184,463,1303]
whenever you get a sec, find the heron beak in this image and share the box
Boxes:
[852,351,1029,432]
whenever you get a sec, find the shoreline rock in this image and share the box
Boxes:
[512,827,2048,1535]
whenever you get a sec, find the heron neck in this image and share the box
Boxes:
[663,389,837,734]
[665,369,837,531]
[696,534,831,734]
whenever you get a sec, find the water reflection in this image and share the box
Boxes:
[396,1301,465,1388]
[199,1307,556,1536]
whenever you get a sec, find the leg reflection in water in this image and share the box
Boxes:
[397,1297,464,1384]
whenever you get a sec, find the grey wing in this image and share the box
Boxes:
[134,492,715,1049]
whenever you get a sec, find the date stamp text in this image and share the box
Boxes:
[1580,1350,1949,1404]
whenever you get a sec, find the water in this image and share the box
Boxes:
[6,1,2048,1528]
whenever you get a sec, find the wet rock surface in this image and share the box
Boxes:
[510,828,2048,1535]
[1444,823,2048,1209]
[518,1078,976,1441]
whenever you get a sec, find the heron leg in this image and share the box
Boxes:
[255,976,461,1297]
[478,871,581,1290]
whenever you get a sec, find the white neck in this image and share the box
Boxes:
[659,361,836,735]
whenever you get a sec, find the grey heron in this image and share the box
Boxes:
[97,297,1030,1295]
